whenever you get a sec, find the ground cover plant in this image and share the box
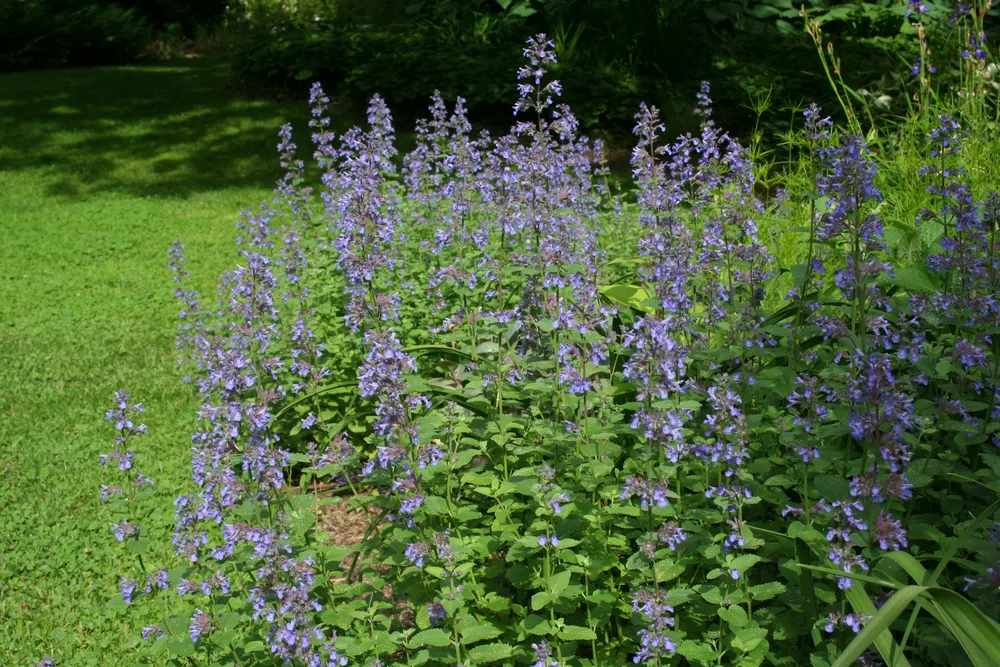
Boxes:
[81,7,1000,666]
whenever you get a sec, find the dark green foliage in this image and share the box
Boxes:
[115,0,229,30]
[227,0,968,137]
[0,0,152,72]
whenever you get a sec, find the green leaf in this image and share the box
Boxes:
[730,554,762,574]
[274,380,356,419]
[925,498,1000,586]
[422,495,450,516]
[559,625,597,641]
[599,284,654,313]
[655,560,685,582]
[408,628,453,648]
[925,587,1000,665]
[814,474,851,501]
[405,344,481,365]
[523,614,551,636]
[531,591,552,610]
[887,267,937,295]
[839,585,1000,667]
[166,638,196,657]
[678,640,722,662]
[466,642,514,663]
[794,563,901,590]
[125,537,150,556]
[460,621,501,644]
[547,570,572,596]
[841,583,912,667]
[211,629,236,648]
[749,581,786,601]
[732,627,768,653]
[719,604,749,628]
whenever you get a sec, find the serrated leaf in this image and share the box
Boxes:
[460,621,501,644]
[679,640,722,662]
[422,495,450,516]
[408,628,452,648]
[886,267,937,294]
[547,570,571,595]
[733,627,768,653]
[559,624,598,641]
[166,638,196,657]
[719,604,749,628]
[655,560,685,582]
[523,614,551,635]
[749,581,786,601]
[466,642,514,663]
[531,591,552,610]
[730,554,762,573]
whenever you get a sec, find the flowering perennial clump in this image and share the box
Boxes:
[86,27,1000,667]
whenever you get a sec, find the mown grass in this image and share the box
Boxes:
[0,56,320,665]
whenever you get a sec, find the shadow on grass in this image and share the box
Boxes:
[0,57,358,200]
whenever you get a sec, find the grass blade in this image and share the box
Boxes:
[842,584,912,667]
[832,586,926,667]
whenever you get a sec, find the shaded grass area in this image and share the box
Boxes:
[0,57,318,665]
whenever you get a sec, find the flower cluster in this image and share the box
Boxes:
[101,29,1000,667]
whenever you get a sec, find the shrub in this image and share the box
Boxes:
[116,0,229,30]
[229,24,348,98]
[92,24,1000,667]
[0,1,151,71]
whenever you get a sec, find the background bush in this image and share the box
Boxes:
[224,0,968,138]
[0,0,231,72]
[0,0,152,71]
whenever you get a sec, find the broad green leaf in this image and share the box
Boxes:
[678,640,723,662]
[749,581,786,601]
[547,570,572,595]
[408,628,453,648]
[166,638,196,657]
[599,283,654,313]
[460,621,501,644]
[466,642,514,663]
[523,614,551,636]
[885,267,936,294]
[559,625,598,641]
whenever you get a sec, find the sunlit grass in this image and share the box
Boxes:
[0,57,309,665]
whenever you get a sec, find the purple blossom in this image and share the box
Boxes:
[538,533,559,547]
[825,611,871,633]
[119,577,138,604]
[548,492,569,515]
[189,609,212,643]
[531,640,559,667]
[300,412,317,430]
[658,522,687,550]
[961,33,987,60]
[631,589,677,663]
[620,476,670,509]
[873,512,908,551]
[111,520,139,542]
[427,602,446,626]
[404,542,429,567]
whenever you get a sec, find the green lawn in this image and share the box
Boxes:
[0,57,315,665]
